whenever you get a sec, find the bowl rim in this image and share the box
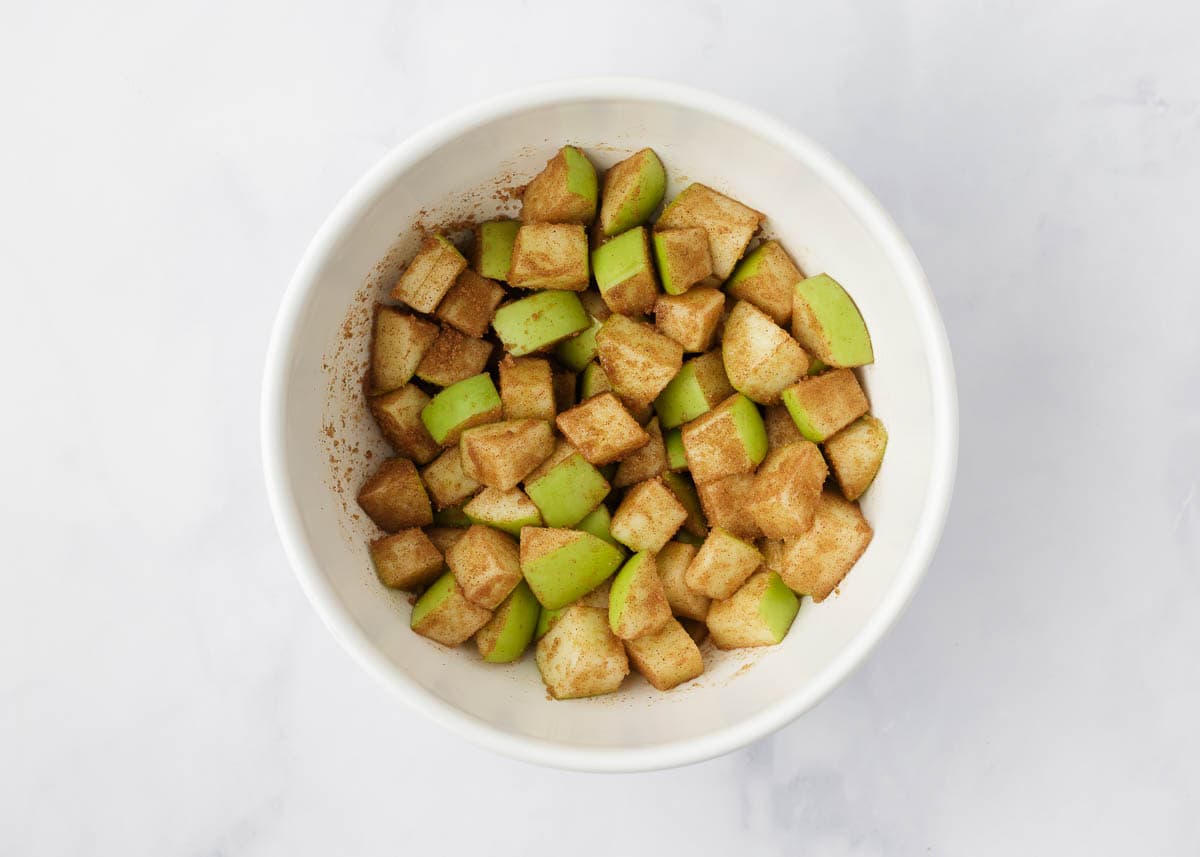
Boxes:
[261,76,958,773]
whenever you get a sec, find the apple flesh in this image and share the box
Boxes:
[721,300,809,405]
[823,414,888,501]
[705,570,799,649]
[679,392,768,484]
[780,368,869,443]
[592,226,659,316]
[724,240,802,325]
[608,551,671,640]
[463,486,543,536]
[521,145,598,225]
[791,274,874,368]
[410,571,493,647]
[652,227,713,295]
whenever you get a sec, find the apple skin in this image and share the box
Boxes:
[420,373,502,445]
[525,452,610,528]
[599,148,666,237]
[791,274,874,368]
[521,529,625,609]
[493,291,590,356]
[474,220,520,281]
[477,580,540,663]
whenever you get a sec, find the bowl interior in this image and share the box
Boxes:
[270,90,949,761]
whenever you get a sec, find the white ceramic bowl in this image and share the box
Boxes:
[262,78,957,772]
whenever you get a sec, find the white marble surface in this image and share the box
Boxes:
[2,0,1198,853]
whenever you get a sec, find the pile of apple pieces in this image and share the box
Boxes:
[357,144,888,700]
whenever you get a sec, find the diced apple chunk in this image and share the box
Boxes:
[391,234,468,314]
[656,183,764,279]
[475,580,540,663]
[370,305,439,394]
[792,273,874,368]
[575,504,622,549]
[425,526,467,555]
[520,527,625,609]
[357,458,433,531]
[661,471,708,539]
[609,477,687,553]
[656,541,710,621]
[653,287,725,353]
[653,349,733,429]
[773,489,873,601]
[596,314,684,408]
[746,441,828,538]
[369,528,443,591]
[722,300,809,405]
[608,551,671,640]
[696,473,762,540]
[679,392,767,484]
[555,392,649,466]
[823,415,887,501]
[524,441,611,528]
[463,486,543,535]
[579,361,612,399]
[410,571,492,647]
[369,385,440,464]
[472,220,521,282]
[625,617,704,690]
[553,290,607,371]
[536,604,629,699]
[780,369,869,442]
[498,356,555,421]
[592,226,659,315]
[652,226,714,295]
[415,326,494,387]
[685,526,762,600]
[613,417,667,488]
[445,524,523,609]
[763,403,805,452]
[508,223,590,291]
[725,240,803,325]
[421,373,503,446]
[598,148,666,236]
[521,145,598,225]
[706,571,799,649]
[492,290,589,356]
[419,446,481,509]
[436,269,506,338]
[459,419,555,491]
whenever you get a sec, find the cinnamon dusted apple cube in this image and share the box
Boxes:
[463,486,542,536]
[763,403,805,452]
[459,419,555,491]
[357,458,433,531]
[523,441,611,529]
[421,373,503,446]
[521,145,598,225]
[419,446,481,510]
[555,392,649,466]
[553,290,609,371]
[445,524,523,609]
[471,220,520,282]
[608,551,671,640]
[592,226,660,316]
[369,385,440,465]
[598,147,666,236]
[684,526,762,600]
[653,287,725,353]
[609,477,687,553]
[369,528,443,591]
[780,369,869,442]
[696,473,762,540]
[369,305,439,394]
[773,489,874,601]
[653,349,733,429]
[625,617,704,690]
[679,392,768,484]
[706,571,799,650]
[655,540,710,621]
[414,326,494,388]
[596,314,684,408]
[721,300,809,405]
[656,183,764,279]
[613,417,667,488]
[725,240,803,325]
[823,414,888,501]
[424,526,466,555]
[746,441,829,539]
[410,571,492,647]
[536,605,628,699]
[651,226,713,295]
[436,269,506,338]
[390,234,468,313]
[498,356,555,421]
[508,223,590,291]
